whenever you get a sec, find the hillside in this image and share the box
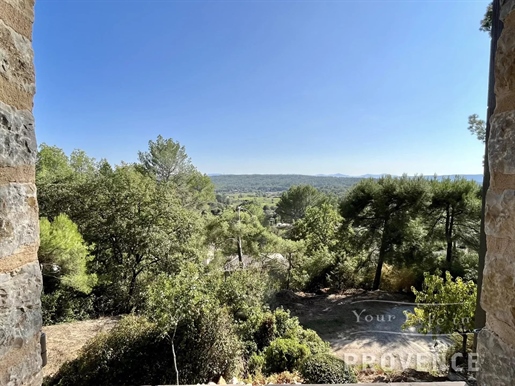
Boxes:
[210,174,363,194]
[209,174,484,194]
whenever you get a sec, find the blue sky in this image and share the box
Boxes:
[33,0,491,176]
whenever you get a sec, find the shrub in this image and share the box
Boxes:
[46,312,241,386]
[300,353,357,384]
[264,338,310,374]
[247,353,265,375]
[380,265,420,293]
[238,308,329,361]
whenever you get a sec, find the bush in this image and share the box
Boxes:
[247,353,265,375]
[300,353,357,384]
[42,289,94,324]
[46,312,241,386]
[238,308,329,361]
[264,338,310,374]
[380,265,420,293]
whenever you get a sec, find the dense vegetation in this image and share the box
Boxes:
[38,136,481,385]
[210,174,362,195]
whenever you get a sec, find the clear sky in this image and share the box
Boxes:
[33,0,491,176]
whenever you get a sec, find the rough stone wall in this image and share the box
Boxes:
[478,1,515,385]
[0,0,42,385]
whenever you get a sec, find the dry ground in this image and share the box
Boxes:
[42,317,119,378]
[275,289,454,382]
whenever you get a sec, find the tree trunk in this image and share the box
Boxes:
[237,236,243,267]
[445,205,453,264]
[462,332,468,359]
[373,228,388,290]
[286,253,292,290]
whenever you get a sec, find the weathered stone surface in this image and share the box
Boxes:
[501,0,515,21]
[495,12,515,114]
[489,111,515,175]
[0,183,38,259]
[0,334,42,386]
[0,0,40,384]
[485,189,515,239]
[0,101,36,168]
[477,327,515,386]
[481,236,515,330]
[0,262,42,360]
[0,165,35,185]
[0,19,35,110]
[0,0,34,39]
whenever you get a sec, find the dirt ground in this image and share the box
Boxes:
[42,317,119,378]
[275,289,453,380]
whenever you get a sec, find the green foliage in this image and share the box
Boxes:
[467,114,486,143]
[480,2,493,35]
[36,141,212,317]
[205,205,275,265]
[263,338,310,374]
[211,174,362,195]
[293,203,341,254]
[403,271,477,336]
[426,177,481,266]
[238,308,329,365]
[276,185,327,223]
[46,314,241,386]
[138,135,215,208]
[39,214,97,294]
[216,269,274,319]
[340,175,430,290]
[138,135,194,183]
[300,353,357,384]
[247,353,265,375]
[41,289,94,325]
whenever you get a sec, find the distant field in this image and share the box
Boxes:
[210,174,363,195]
[227,193,279,207]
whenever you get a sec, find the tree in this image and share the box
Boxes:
[480,2,493,35]
[138,135,215,209]
[144,264,216,385]
[206,205,274,267]
[80,165,206,313]
[403,271,477,358]
[425,178,481,266]
[339,176,429,290]
[276,185,325,223]
[293,203,341,255]
[39,214,97,294]
[467,114,486,143]
[138,135,194,183]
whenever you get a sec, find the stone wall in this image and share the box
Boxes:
[0,0,42,385]
[478,0,515,385]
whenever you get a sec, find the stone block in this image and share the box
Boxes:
[0,100,36,168]
[0,19,35,91]
[495,12,515,113]
[485,189,515,239]
[0,19,35,110]
[481,236,515,329]
[501,0,515,21]
[477,327,515,386]
[0,262,42,359]
[0,183,38,260]
[0,0,35,39]
[489,111,515,175]
[0,333,42,386]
